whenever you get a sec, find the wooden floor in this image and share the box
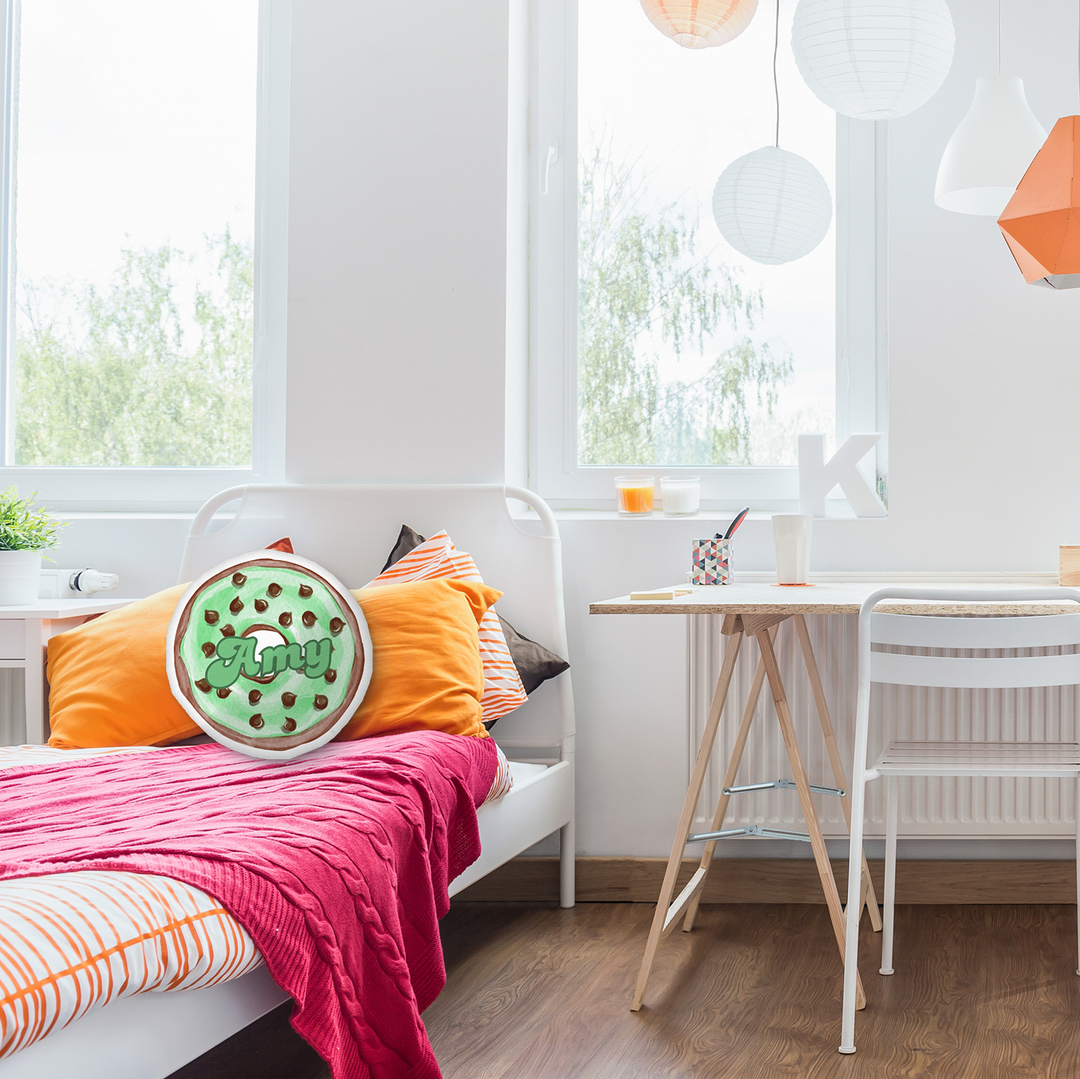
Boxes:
[176,901,1080,1079]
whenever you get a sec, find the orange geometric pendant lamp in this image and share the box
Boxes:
[998,116,1080,289]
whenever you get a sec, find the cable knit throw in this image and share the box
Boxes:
[0,732,498,1079]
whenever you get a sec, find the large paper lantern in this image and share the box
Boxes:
[998,116,1080,289]
[640,0,757,49]
[712,146,832,265]
[791,0,955,120]
[936,76,1047,216]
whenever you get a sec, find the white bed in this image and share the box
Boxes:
[0,483,575,1079]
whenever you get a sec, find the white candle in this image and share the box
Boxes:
[660,476,700,516]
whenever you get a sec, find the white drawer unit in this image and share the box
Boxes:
[0,621,25,660]
[0,600,135,743]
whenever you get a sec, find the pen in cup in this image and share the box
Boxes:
[716,506,750,541]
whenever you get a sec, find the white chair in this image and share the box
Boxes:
[839,587,1080,1055]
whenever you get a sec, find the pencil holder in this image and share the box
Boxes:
[691,537,732,585]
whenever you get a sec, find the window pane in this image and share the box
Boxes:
[578,0,835,467]
[11,0,257,467]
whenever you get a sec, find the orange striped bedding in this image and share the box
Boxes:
[0,740,513,1060]
[366,531,529,723]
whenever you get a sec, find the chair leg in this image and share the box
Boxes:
[880,775,898,976]
[1075,777,1079,977]
[839,770,869,1054]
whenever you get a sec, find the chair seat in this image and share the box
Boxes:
[874,740,1080,778]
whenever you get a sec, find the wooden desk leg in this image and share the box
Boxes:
[757,629,866,1011]
[630,630,744,1012]
[682,625,779,934]
[792,614,883,933]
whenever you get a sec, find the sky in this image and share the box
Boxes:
[579,0,836,463]
[14,0,257,292]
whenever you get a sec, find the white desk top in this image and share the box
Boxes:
[589,582,1080,617]
[0,598,136,619]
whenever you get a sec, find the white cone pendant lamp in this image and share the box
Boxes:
[791,0,955,120]
[712,147,832,264]
[640,0,758,49]
[935,76,1047,215]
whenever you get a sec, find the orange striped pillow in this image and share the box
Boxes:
[365,532,528,724]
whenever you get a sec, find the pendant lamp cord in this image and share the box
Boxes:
[773,0,780,147]
[997,0,1001,76]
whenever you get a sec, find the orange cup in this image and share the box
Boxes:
[616,475,655,516]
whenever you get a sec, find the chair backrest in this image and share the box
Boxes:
[870,609,1080,689]
[858,588,1080,694]
[176,483,575,757]
[847,587,1080,780]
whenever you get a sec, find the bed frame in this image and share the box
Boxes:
[0,484,575,1079]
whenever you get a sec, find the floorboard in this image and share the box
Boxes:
[175,902,1080,1079]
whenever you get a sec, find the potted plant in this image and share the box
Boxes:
[0,488,64,605]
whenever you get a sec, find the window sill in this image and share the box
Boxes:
[516,506,886,522]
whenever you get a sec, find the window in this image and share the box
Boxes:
[529,0,886,510]
[0,0,288,509]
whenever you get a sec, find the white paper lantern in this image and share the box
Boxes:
[639,0,758,49]
[935,75,1047,216]
[712,147,832,265]
[791,0,955,120]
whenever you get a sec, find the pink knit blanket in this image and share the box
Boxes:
[0,732,498,1079]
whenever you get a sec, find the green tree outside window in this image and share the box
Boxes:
[578,146,792,467]
[14,230,253,468]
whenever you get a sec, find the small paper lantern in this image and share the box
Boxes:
[998,116,1080,289]
[712,146,832,265]
[936,75,1047,216]
[640,0,758,49]
[791,0,955,120]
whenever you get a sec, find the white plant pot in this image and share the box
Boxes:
[0,551,42,605]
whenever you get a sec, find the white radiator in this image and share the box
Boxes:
[688,612,1079,840]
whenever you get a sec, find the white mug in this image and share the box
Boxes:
[772,514,812,585]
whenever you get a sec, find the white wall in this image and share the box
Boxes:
[284,0,511,485]
[54,0,1080,858]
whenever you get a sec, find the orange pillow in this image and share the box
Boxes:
[337,578,496,741]
[48,538,301,750]
[47,575,496,749]
[48,584,200,749]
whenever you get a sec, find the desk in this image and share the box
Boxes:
[0,599,136,743]
[590,583,1078,1012]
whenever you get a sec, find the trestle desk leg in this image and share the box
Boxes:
[792,614,882,933]
[682,626,778,934]
[630,630,744,1012]
[757,629,865,1011]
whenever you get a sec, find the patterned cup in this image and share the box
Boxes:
[691,536,731,585]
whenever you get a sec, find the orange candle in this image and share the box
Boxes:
[616,476,655,516]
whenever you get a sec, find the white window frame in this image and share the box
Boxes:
[528,0,887,511]
[0,0,290,512]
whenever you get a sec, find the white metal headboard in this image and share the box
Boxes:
[178,484,574,758]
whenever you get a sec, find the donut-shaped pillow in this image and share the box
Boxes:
[167,553,372,759]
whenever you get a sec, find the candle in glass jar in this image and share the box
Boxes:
[615,475,655,515]
[660,476,700,516]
